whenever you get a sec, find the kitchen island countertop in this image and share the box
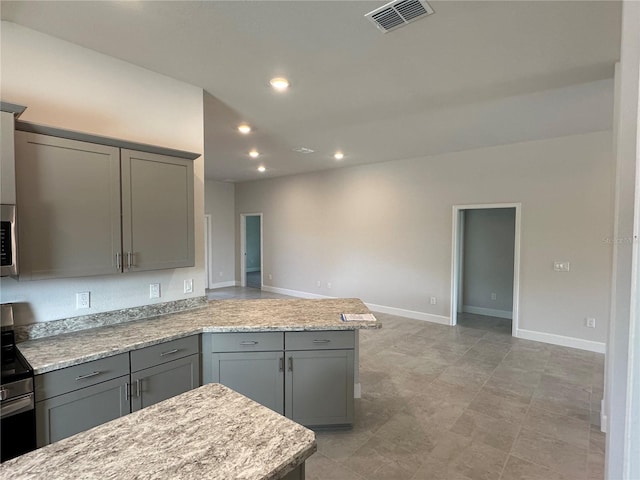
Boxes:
[0,383,316,480]
[18,298,380,374]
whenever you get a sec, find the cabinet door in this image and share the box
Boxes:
[121,149,194,272]
[35,376,129,447]
[210,352,284,415]
[1,111,16,204]
[285,350,354,427]
[15,132,121,280]
[130,354,200,413]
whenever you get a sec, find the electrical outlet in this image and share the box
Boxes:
[327,282,332,289]
[553,261,571,272]
[184,279,193,294]
[149,283,161,299]
[268,274,272,280]
[491,293,497,301]
[316,280,321,288]
[586,317,596,328]
[219,271,223,277]
[76,292,90,309]
[430,296,437,305]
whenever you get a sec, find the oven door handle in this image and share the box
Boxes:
[0,392,34,419]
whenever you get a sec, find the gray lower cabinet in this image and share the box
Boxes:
[35,353,130,447]
[35,336,201,447]
[35,376,129,447]
[210,352,284,415]
[203,331,355,427]
[130,354,200,413]
[285,349,354,427]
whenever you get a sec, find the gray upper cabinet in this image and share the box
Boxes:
[121,149,194,272]
[1,110,17,204]
[14,131,196,280]
[15,132,122,280]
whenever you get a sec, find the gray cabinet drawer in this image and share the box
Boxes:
[35,353,129,401]
[130,335,199,373]
[210,332,284,353]
[285,331,355,351]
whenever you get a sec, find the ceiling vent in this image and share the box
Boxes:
[365,0,434,33]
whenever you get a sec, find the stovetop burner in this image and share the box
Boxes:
[1,328,33,385]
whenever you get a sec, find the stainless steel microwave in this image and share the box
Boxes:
[1,204,18,277]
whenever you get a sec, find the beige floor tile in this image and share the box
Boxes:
[315,428,373,462]
[511,428,588,478]
[450,409,521,452]
[500,455,578,480]
[468,388,531,424]
[522,407,590,448]
[343,435,424,480]
[304,452,365,480]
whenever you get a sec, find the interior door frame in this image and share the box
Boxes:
[450,203,522,337]
[204,214,212,289]
[239,213,263,288]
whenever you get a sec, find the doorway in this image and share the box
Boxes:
[240,213,263,289]
[450,203,521,336]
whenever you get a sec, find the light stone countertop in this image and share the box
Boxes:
[18,298,380,375]
[0,383,317,480]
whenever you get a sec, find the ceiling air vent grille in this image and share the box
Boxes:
[365,0,434,33]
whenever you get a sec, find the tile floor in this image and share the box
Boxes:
[206,288,606,480]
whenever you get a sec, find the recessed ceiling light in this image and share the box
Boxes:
[334,151,344,160]
[270,77,290,91]
[238,124,251,134]
[257,166,266,173]
[249,150,259,158]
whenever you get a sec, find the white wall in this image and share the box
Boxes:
[236,131,613,349]
[0,22,206,324]
[605,1,640,477]
[462,208,515,316]
[204,180,236,288]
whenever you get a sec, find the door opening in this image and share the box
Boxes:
[240,213,263,289]
[451,204,521,336]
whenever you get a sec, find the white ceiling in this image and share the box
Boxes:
[1,1,622,182]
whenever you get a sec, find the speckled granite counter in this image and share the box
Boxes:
[0,383,316,480]
[18,298,380,374]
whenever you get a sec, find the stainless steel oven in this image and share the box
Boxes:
[1,304,36,462]
[0,204,18,277]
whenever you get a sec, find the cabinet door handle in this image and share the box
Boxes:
[288,357,293,372]
[135,378,141,397]
[239,341,258,346]
[160,349,179,357]
[127,252,136,268]
[279,357,284,372]
[313,339,331,344]
[75,371,102,381]
[125,382,130,401]
[115,253,122,270]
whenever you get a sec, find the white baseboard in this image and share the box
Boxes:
[366,302,451,325]
[516,328,606,353]
[462,305,513,319]
[207,280,238,289]
[261,285,334,299]
[354,383,361,399]
[600,400,607,433]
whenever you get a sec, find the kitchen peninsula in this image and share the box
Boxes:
[15,298,380,451]
[0,383,316,480]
